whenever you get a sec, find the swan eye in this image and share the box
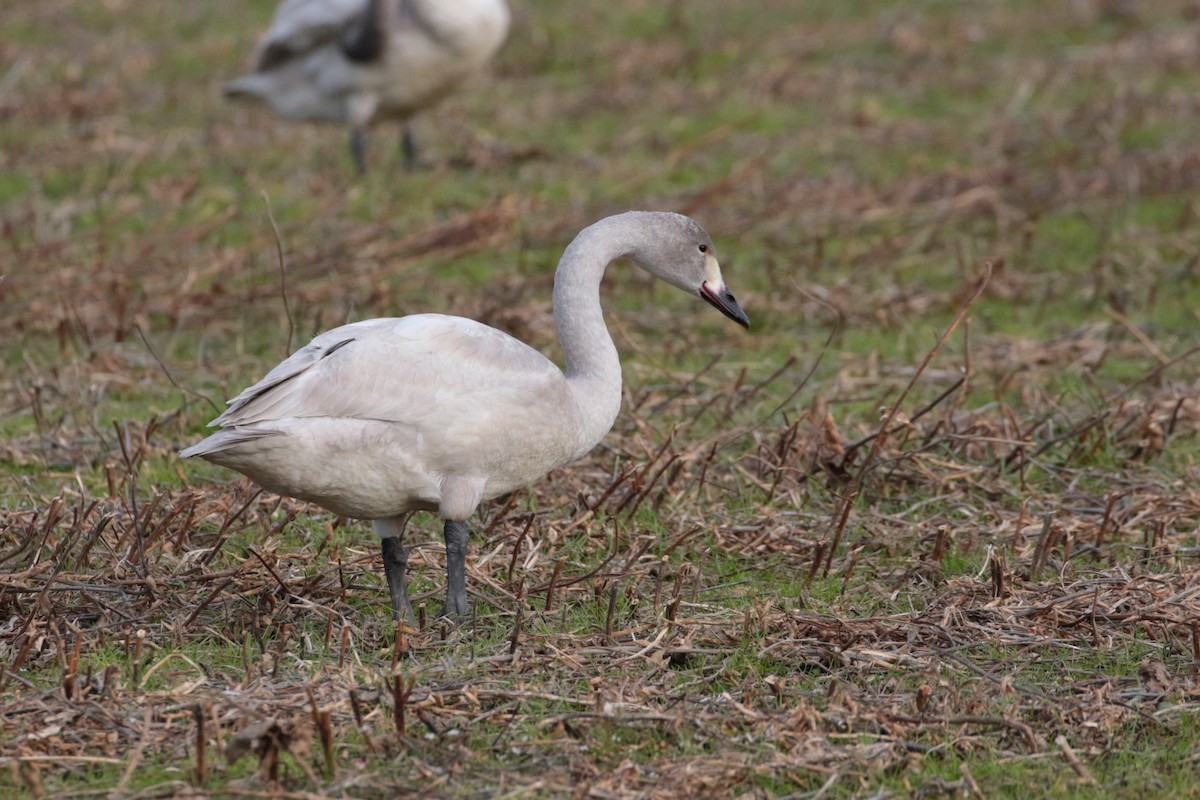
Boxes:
[698,244,708,253]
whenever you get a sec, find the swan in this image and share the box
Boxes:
[180,212,749,621]
[224,0,511,173]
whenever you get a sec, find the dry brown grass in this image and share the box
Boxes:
[3,0,1200,797]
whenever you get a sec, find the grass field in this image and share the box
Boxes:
[3,0,1200,797]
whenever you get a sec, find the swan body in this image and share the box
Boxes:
[225,0,510,172]
[184,315,592,520]
[181,212,749,620]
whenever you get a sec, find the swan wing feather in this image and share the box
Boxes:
[210,315,561,430]
[253,0,368,70]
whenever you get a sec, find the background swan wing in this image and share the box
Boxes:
[252,0,368,70]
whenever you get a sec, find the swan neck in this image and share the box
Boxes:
[552,221,632,446]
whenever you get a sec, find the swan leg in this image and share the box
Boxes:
[375,518,414,621]
[350,126,368,175]
[441,519,470,618]
[401,126,418,171]
[380,536,415,621]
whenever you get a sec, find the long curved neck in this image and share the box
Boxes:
[553,218,638,451]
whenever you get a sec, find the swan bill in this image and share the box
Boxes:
[700,282,750,328]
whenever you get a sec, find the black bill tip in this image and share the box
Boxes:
[700,283,750,328]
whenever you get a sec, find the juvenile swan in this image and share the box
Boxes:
[224,0,510,173]
[181,212,749,620]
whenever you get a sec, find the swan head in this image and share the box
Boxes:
[627,212,750,329]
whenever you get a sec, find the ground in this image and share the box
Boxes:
[2,0,1200,797]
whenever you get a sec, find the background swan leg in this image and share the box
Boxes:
[350,126,368,175]
[401,126,418,170]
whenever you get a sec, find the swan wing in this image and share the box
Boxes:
[209,314,562,430]
[252,0,367,70]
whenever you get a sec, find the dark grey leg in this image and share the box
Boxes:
[350,126,368,175]
[381,536,415,622]
[441,519,470,618]
[401,126,418,170]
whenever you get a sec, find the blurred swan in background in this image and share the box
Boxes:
[225,0,510,173]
